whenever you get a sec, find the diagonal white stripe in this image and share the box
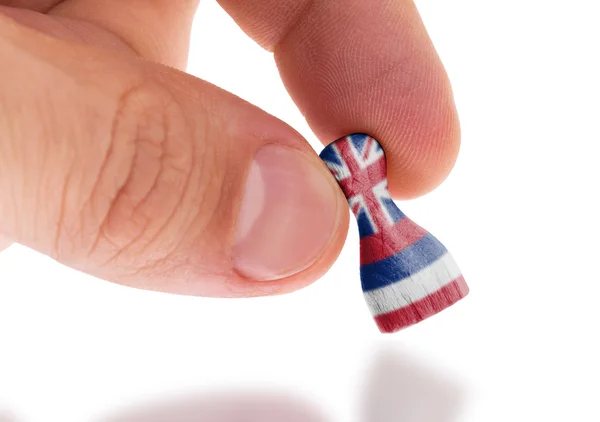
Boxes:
[324,144,351,180]
[363,252,462,316]
[349,195,377,234]
[372,179,395,225]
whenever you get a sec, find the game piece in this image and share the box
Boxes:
[319,134,469,333]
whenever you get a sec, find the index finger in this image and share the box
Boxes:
[219,0,460,199]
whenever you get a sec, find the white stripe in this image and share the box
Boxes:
[348,195,377,234]
[364,253,462,317]
[324,144,351,180]
[372,179,395,225]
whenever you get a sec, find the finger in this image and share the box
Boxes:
[218,0,460,199]
[0,234,12,253]
[48,0,199,69]
[0,0,60,11]
[0,16,348,297]
[0,1,199,69]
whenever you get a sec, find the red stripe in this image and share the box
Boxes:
[335,137,361,174]
[336,137,386,199]
[362,136,372,160]
[374,276,469,333]
[338,164,387,199]
[360,217,428,265]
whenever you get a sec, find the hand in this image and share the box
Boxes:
[0,0,459,297]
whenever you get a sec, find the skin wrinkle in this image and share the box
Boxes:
[98,130,153,270]
[129,137,166,216]
[205,108,242,237]
[53,157,75,260]
[86,83,141,258]
[98,92,192,270]
[30,96,47,246]
[83,114,116,246]
[17,83,64,248]
[162,103,216,273]
[132,108,194,266]
[173,122,208,253]
[0,78,16,231]
[93,139,141,264]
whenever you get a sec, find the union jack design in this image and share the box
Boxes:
[320,134,469,333]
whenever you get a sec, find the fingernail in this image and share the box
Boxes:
[233,144,341,281]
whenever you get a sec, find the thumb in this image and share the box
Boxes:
[0,234,11,253]
[0,16,347,297]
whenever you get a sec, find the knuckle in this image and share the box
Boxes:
[85,80,196,268]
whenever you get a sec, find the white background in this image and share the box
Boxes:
[2,1,600,421]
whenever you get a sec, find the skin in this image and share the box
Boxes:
[0,0,460,298]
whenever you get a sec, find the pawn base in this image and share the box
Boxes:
[374,276,469,333]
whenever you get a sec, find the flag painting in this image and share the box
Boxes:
[319,134,469,333]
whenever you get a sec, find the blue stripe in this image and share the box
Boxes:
[356,200,404,239]
[349,133,368,152]
[356,208,376,237]
[360,233,447,292]
[318,143,342,167]
[380,197,405,224]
